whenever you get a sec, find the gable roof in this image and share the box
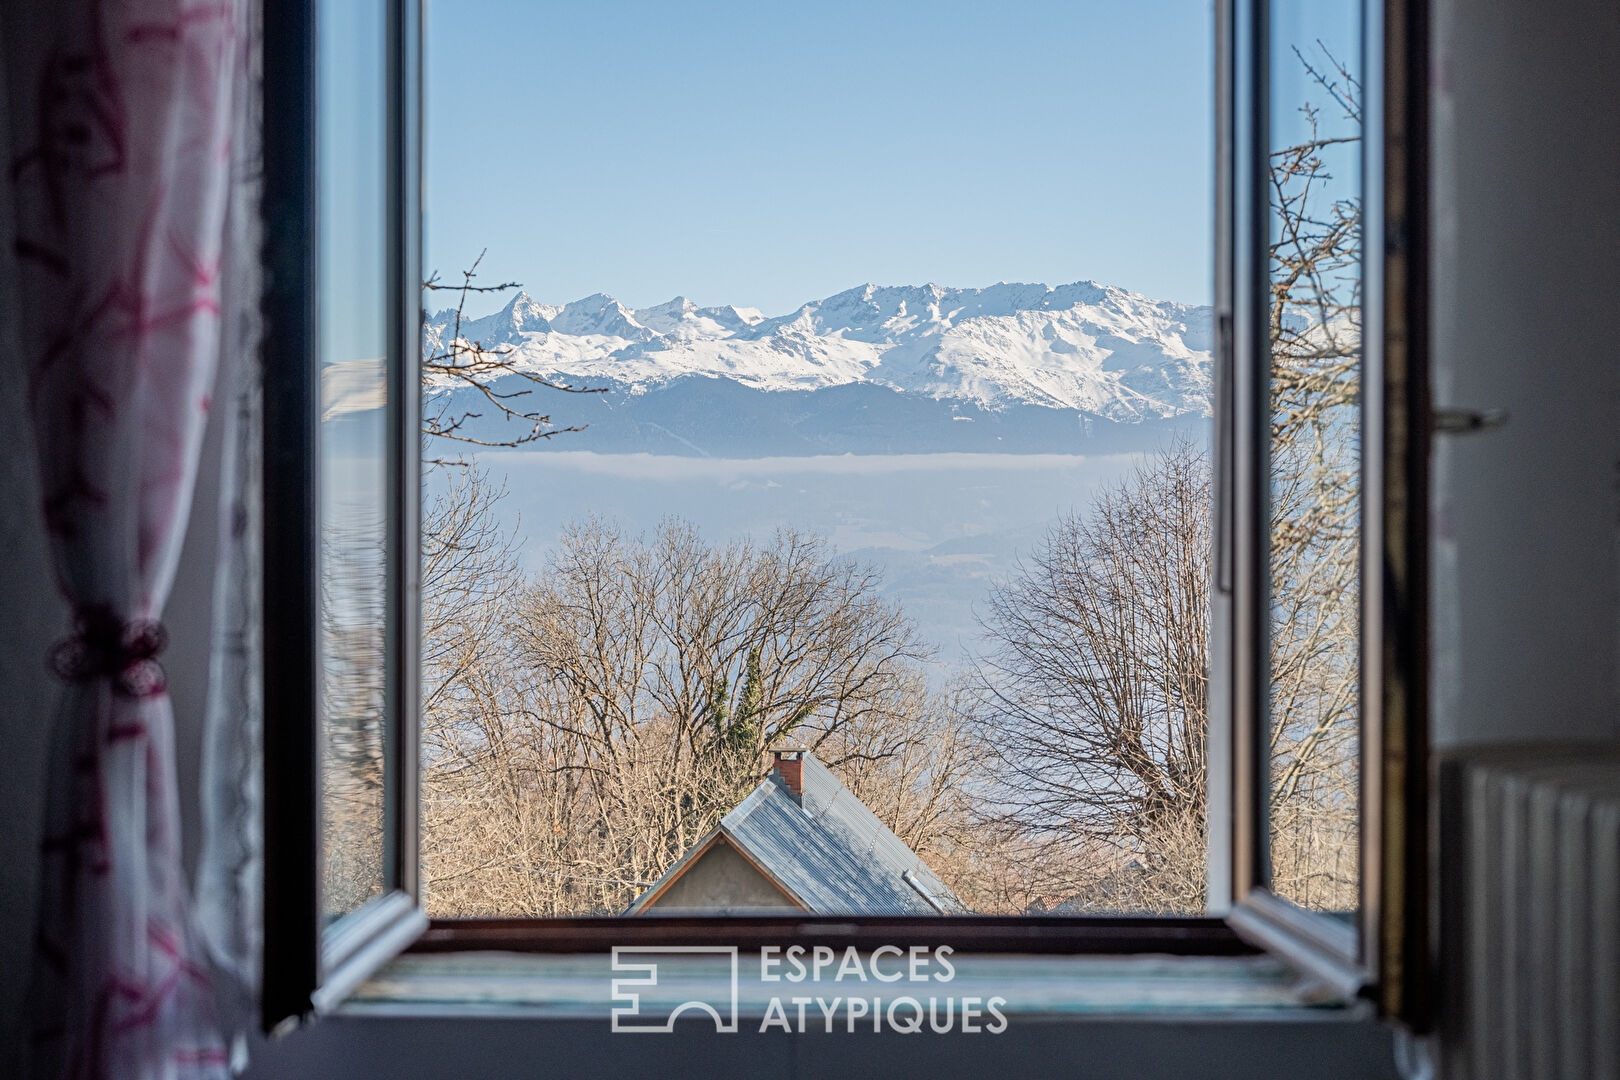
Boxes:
[627,752,965,915]
[628,829,808,913]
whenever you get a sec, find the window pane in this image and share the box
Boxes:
[319,0,391,921]
[421,1,1214,918]
[1263,1,1363,915]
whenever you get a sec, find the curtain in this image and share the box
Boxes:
[5,2,252,1077]
[194,0,262,1067]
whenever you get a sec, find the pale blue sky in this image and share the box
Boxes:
[425,0,1215,317]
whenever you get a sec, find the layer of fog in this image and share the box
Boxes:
[468,451,1153,665]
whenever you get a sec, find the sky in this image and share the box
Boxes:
[424,0,1215,318]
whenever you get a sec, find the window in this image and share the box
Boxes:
[262,0,425,1025]
[1211,0,1430,1023]
[260,0,1430,1031]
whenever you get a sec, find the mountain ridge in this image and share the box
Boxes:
[425,279,1213,424]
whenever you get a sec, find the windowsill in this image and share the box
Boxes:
[341,951,1367,1022]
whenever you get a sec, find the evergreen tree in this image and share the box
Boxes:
[724,646,764,753]
[706,671,730,740]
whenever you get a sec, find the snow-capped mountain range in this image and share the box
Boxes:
[426,280,1212,423]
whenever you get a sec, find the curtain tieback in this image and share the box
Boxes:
[49,605,169,698]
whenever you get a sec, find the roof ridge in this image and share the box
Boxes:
[721,781,772,829]
[631,752,964,916]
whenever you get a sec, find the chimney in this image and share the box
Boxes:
[770,748,805,802]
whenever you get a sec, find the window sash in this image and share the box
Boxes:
[262,0,427,1032]
[1209,0,1432,1026]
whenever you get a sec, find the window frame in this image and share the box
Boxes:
[257,0,1430,1031]
[262,0,427,1031]
[413,916,1254,956]
[1209,0,1432,1027]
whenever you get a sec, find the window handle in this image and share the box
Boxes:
[1432,407,1508,434]
[1213,311,1235,594]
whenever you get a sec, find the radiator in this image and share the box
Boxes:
[1444,747,1620,1080]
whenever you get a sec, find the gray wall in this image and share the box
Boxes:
[1429,0,1620,748]
[0,265,66,1079]
[1426,5,1620,1076]
[244,1015,1398,1080]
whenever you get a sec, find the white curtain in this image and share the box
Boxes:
[4,2,256,1077]
[194,0,263,1067]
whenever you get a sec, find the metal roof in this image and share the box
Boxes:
[628,753,965,915]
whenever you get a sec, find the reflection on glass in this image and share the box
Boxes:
[320,0,390,921]
[1264,1,1363,917]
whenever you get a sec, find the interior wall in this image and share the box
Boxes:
[244,1014,1398,1080]
[0,19,53,1066]
[0,283,67,1077]
[1428,0,1620,748]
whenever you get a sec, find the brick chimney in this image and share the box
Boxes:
[770,748,805,802]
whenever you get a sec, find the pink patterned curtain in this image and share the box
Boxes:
[6,1,250,1077]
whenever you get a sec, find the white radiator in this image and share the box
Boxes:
[1444,747,1620,1080]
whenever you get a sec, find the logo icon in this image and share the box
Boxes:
[610,946,740,1033]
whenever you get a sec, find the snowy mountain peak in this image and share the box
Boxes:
[633,295,699,333]
[545,292,652,341]
[504,290,558,332]
[426,280,1213,421]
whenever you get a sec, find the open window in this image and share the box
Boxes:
[1209,0,1430,1025]
[257,0,1431,1033]
[262,0,426,1027]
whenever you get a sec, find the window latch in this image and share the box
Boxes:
[1432,407,1509,435]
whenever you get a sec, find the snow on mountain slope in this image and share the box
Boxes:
[425,280,1211,421]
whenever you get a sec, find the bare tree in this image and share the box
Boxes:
[421,250,605,462]
[416,465,584,914]
[972,440,1211,914]
[509,520,928,906]
[413,253,612,911]
[1263,42,1363,911]
[968,43,1365,915]
[418,513,1006,916]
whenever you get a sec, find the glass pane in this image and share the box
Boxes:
[1264,1,1363,916]
[421,2,1214,918]
[319,0,391,921]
